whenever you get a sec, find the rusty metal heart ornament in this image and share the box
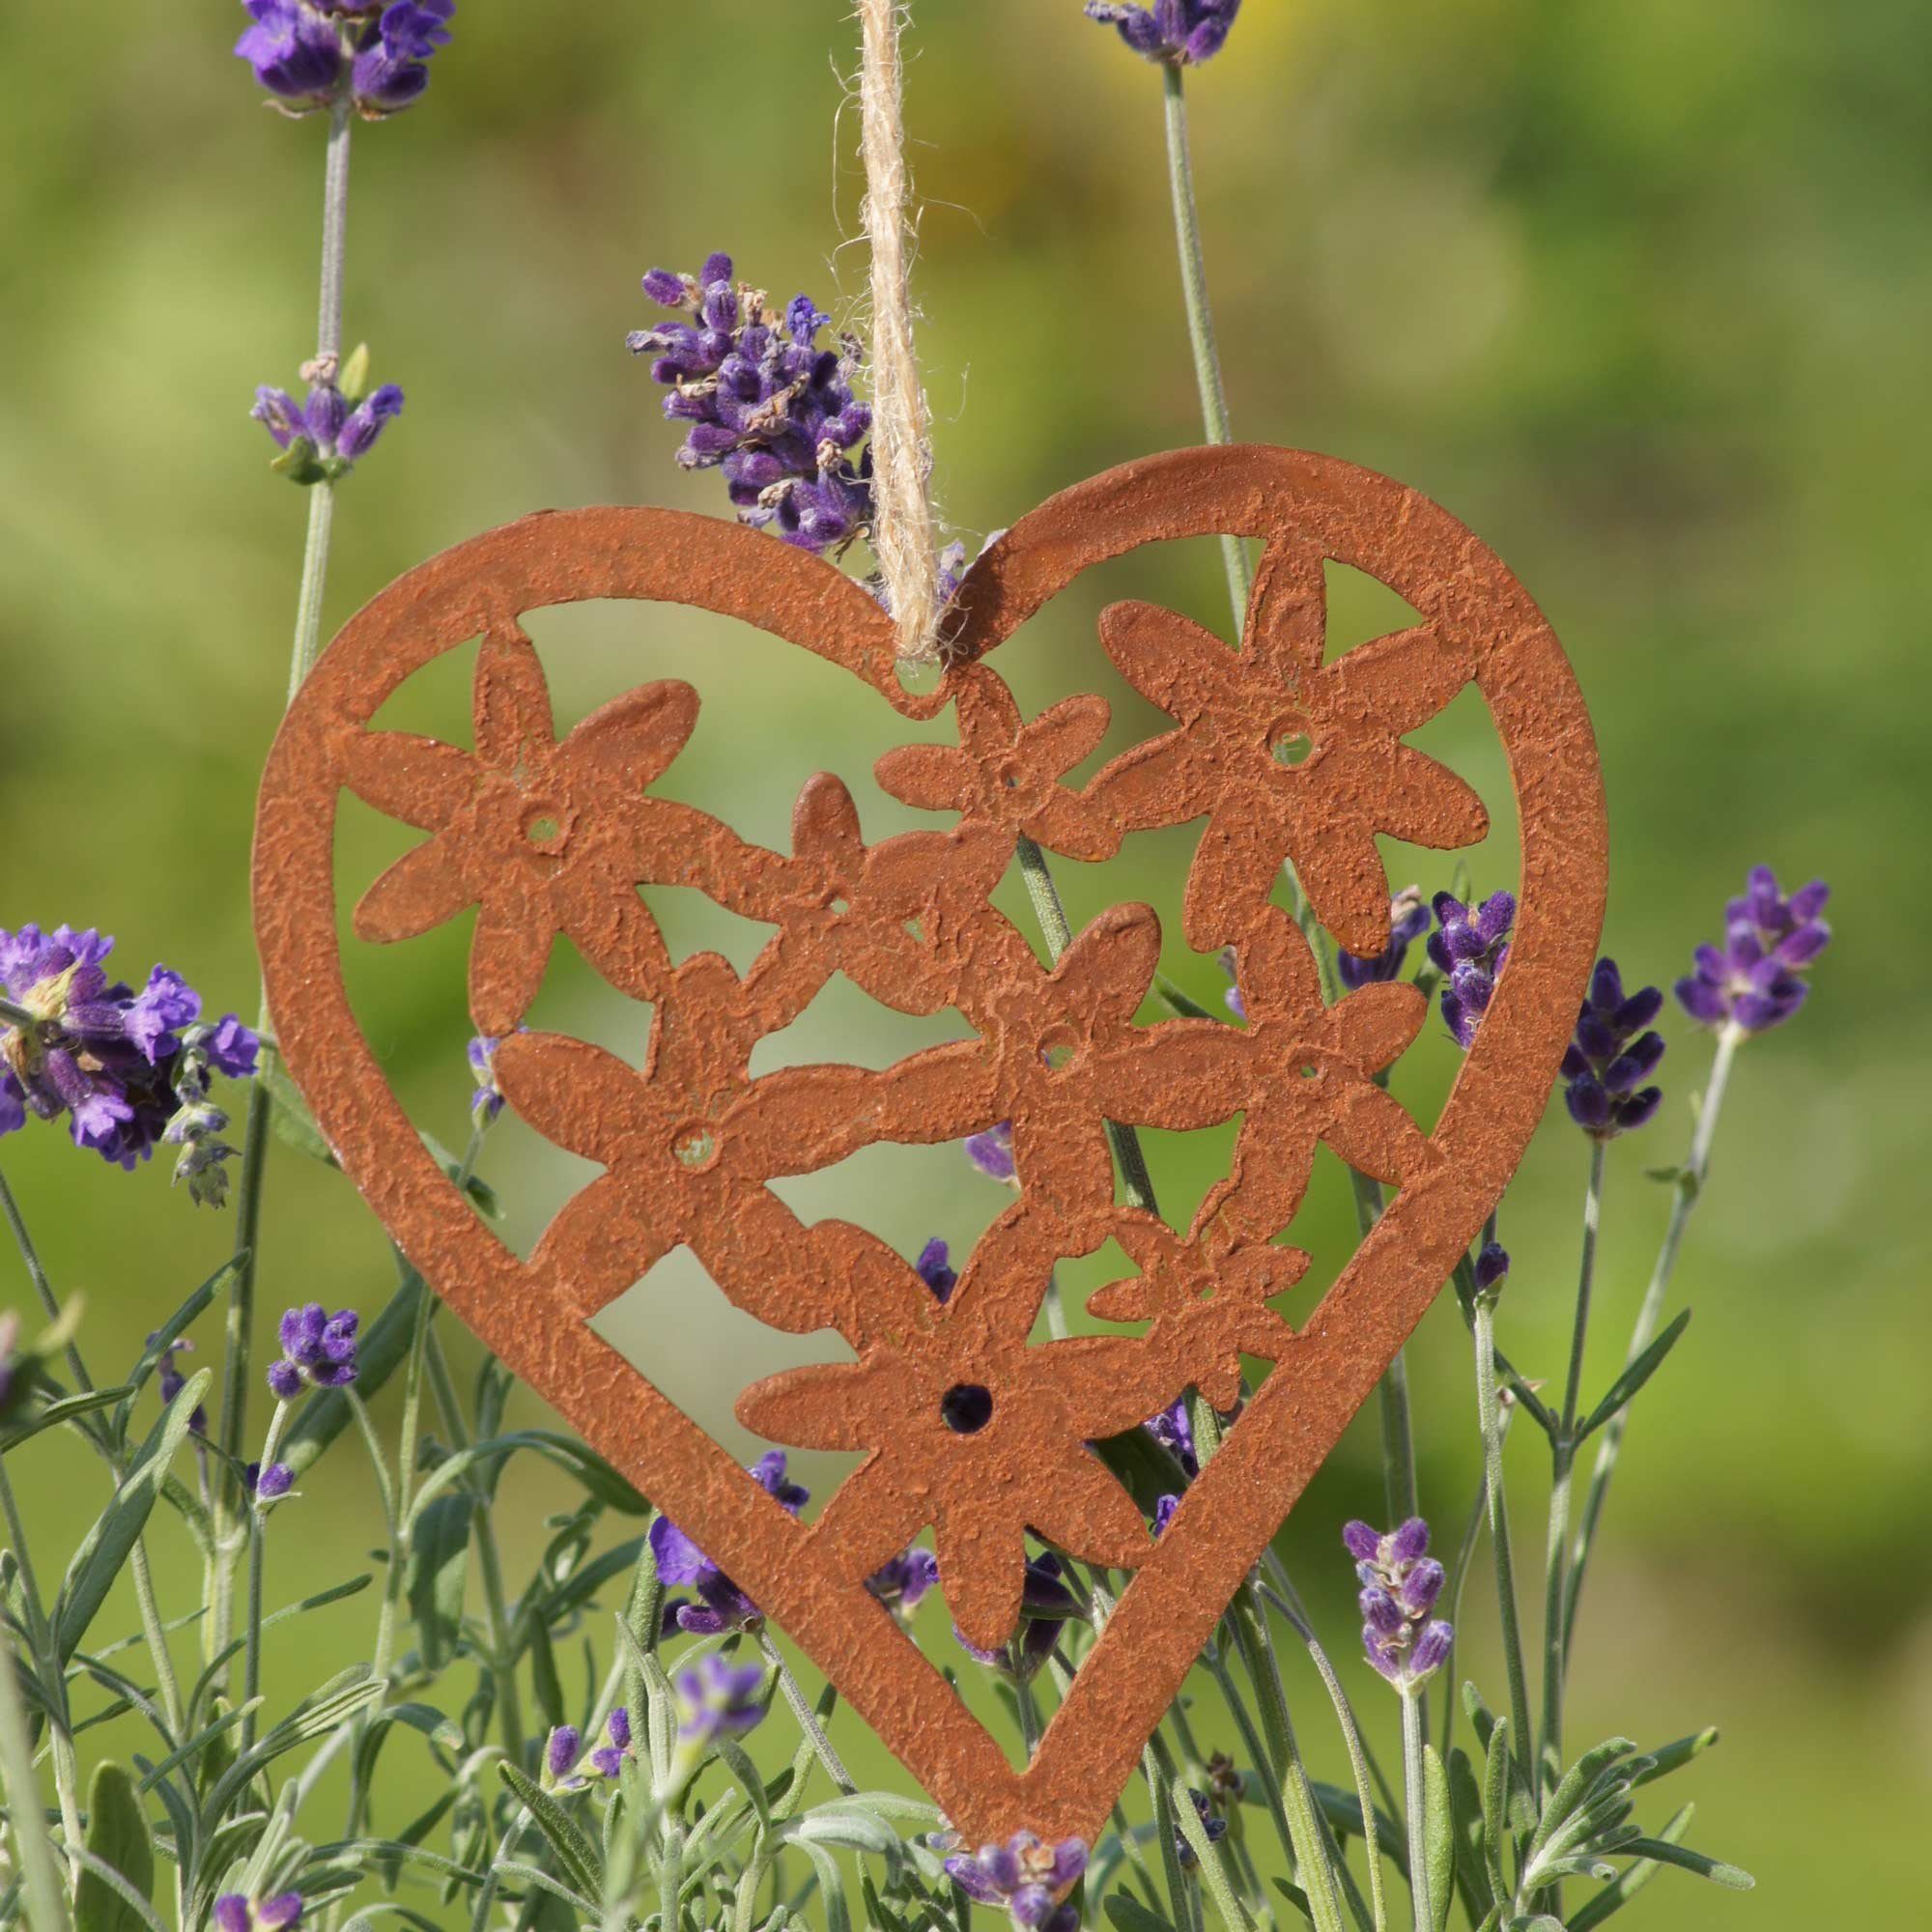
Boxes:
[252,445,1606,1846]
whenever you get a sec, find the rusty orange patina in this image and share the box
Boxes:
[252,445,1607,1846]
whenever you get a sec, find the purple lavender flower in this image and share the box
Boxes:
[673,1653,767,1746]
[1175,1786,1229,1872]
[1473,1241,1510,1296]
[965,1120,1017,1184]
[252,372,404,483]
[247,1461,296,1500]
[150,1331,209,1435]
[0,924,256,1185]
[543,1722,583,1790]
[944,1832,1088,1932]
[266,1304,359,1398]
[467,1030,525,1125]
[652,1451,808,1635]
[1561,958,1665,1138]
[867,1547,940,1620]
[1084,0,1241,66]
[1218,948,1246,1022]
[351,0,457,113]
[1146,1396,1197,1479]
[235,2,344,107]
[1427,891,1516,1047]
[1337,888,1432,992]
[1345,1516,1452,1691]
[1675,866,1831,1037]
[629,255,876,560]
[954,1552,1078,1681]
[916,1237,958,1304]
[587,1706,635,1779]
[213,1895,303,1932]
[1151,1493,1180,1537]
[237,2,456,117]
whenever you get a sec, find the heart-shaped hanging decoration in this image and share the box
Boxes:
[253,444,1606,1846]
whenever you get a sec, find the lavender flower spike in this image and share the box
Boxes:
[629,253,876,559]
[965,1119,1017,1183]
[1084,1,1242,67]
[1676,865,1831,1037]
[252,361,404,485]
[1345,1515,1452,1691]
[266,1303,359,1398]
[213,1895,302,1932]
[672,1653,767,1747]
[1562,957,1665,1138]
[652,1450,808,1634]
[1427,890,1516,1047]
[0,923,255,1185]
[944,1832,1088,1932]
[1338,887,1432,992]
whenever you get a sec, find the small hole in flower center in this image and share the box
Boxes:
[941,1382,994,1434]
[669,1123,719,1171]
[1299,1063,1321,1080]
[1270,728,1315,768]
[1039,1024,1079,1072]
[998,758,1024,791]
[521,803,570,852]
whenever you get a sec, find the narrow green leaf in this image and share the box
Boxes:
[1421,1746,1454,1932]
[54,1372,209,1664]
[1269,1877,1316,1926]
[406,1494,472,1672]
[1480,1716,1512,1904]
[1568,1804,1694,1930]
[496,1761,603,1901]
[1153,975,1220,1022]
[407,1429,647,1524]
[1528,1739,1635,1861]
[1577,1311,1692,1441]
[1445,1745,1492,1918]
[76,1761,153,1932]
[110,1260,237,1443]
[1616,1836,1752,1889]
[1629,1727,1718,1787]
[263,1056,337,1166]
[2,1386,131,1453]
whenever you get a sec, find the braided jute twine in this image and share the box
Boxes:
[856,0,943,668]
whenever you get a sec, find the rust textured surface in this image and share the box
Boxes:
[252,444,1607,1847]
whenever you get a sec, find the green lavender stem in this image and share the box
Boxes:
[0,1590,71,1932]
[0,1159,185,1749]
[240,1398,291,1752]
[1399,1689,1429,1932]
[1539,1138,1605,1807]
[1162,63,1251,624]
[0,1452,83,1897]
[1470,1286,1533,1785]
[1566,1024,1742,1646]
[215,93,354,1662]
[424,1324,528,1764]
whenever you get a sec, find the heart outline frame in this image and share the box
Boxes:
[253,444,1606,1845]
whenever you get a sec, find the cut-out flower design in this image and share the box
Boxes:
[747,772,1013,1022]
[492,950,913,1333]
[736,1205,1170,1650]
[952,903,1236,1217]
[1084,1208,1306,1410]
[1084,545,1488,955]
[1186,912,1435,1242]
[874,664,1117,860]
[345,627,745,1034]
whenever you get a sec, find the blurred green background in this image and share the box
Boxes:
[1,1,1924,1925]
